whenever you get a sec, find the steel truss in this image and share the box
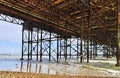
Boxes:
[21,24,80,62]
[0,13,23,25]
[21,22,116,63]
[0,0,118,64]
[0,14,117,63]
[21,22,96,62]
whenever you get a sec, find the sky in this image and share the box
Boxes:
[0,20,22,55]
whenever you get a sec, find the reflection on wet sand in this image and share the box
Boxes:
[18,60,120,77]
[0,58,120,77]
[20,61,57,75]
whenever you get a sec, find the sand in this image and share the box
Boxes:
[0,71,118,78]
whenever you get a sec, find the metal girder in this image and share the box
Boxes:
[21,23,85,62]
[116,0,120,66]
[0,13,23,24]
[0,0,119,65]
[0,0,79,37]
[0,0,117,46]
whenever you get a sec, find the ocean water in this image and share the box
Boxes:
[0,54,57,74]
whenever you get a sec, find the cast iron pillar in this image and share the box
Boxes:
[116,0,120,66]
[21,25,24,60]
[40,29,43,62]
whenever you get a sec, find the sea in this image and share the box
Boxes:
[0,54,57,75]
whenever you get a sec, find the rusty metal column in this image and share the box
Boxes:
[30,28,33,60]
[80,11,83,63]
[86,39,89,63]
[64,38,67,62]
[94,42,97,58]
[40,29,43,62]
[60,38,62,59]
[49,32,51,62]
[28,29,30,60]
[106,46,109,59]
[86,0,90,63]
[21,26,24,60]
[116,28,120,66]
[77,37,79,59]
[64,22,68,62]
[57,33,59,62]
[36,28,39,60]
[56,24,59,62]
[116,0,120,66]
[106,37,110,59]
[70,37,72,59]
[112,47,115,57]
[90,41,93,59]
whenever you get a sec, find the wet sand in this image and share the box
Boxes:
[0,56,120,78]
[0,71,118,78]
[0,60,120,77]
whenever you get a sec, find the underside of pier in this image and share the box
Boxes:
[0,0,120,66]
